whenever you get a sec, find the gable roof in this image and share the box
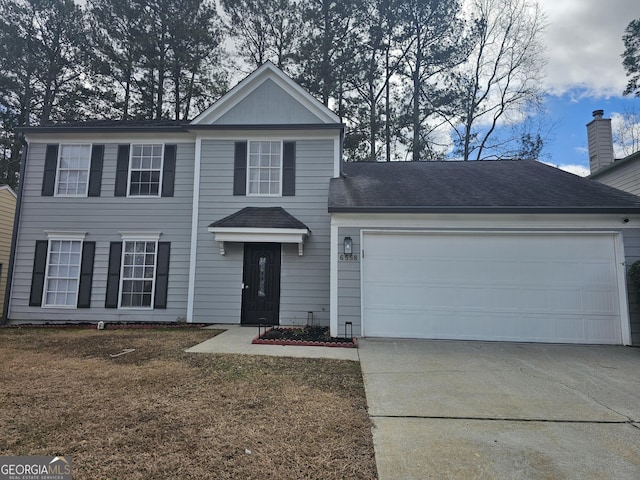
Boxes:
[0,184,17,198]
[191,62,340,125]
[209,207,310,230]
[329,160,640,214]
[589,150,640,179]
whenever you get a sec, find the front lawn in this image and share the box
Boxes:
[0,327,376,479]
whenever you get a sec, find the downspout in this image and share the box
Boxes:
[2,137,28,324]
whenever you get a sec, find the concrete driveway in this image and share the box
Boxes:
[358,339,640,479]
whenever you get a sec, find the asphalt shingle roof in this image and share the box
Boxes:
[329,160,640,213]
[209,207,310,230]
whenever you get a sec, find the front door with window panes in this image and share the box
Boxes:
[241,243,281,325]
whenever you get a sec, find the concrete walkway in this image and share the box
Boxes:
[185,324,359,361]
[358,338,640,480]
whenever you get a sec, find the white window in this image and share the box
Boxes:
[56,144,91,196]
[43,239,83,307]
[247,141,282,196]
[129,144,163,196]
[120,240,158,308]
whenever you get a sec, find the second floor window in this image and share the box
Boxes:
[248,141,282,196]
[129,144,163,196]
[57,145,91,196]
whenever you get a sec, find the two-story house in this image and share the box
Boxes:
[7,63,340,328]
[6,63,640,345]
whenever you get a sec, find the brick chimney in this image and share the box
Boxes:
[587,109,614,174]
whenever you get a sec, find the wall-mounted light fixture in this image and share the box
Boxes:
[343,236,353,254]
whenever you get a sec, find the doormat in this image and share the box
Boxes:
[252,326,357,348]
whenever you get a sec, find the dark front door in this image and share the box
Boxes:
[241,243,281,325]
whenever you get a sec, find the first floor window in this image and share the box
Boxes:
[120,240,157,307]
[44,239,82,306]
[129,144,163,196]
[57,144,91,196]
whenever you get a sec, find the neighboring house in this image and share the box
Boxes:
[6,62,640,346]
[0,184,17,319]
[587,109,640,194]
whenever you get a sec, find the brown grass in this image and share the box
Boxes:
[0,328,377,479]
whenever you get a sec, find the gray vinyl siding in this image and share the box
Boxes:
[214,79,323,125]
[9,141,194,323]
[337,227,362,336]
[192,138,334,325]
[593,162,640,196]
[622,228,640,344]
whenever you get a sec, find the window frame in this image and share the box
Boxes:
[42,233,86,309]
[118,233,161,309]
[246,140,283,197]
[54,144,92,197]
[127,143,165,198]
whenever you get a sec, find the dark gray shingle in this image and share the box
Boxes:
[329,160,640,213]
[209,207,310,230]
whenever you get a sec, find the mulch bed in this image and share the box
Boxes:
[252,325,357,348]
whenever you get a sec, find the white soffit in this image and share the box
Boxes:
[207,227,309,256]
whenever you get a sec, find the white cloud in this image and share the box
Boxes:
[539,0,640,96]
[611,110,640,157]
[543,161,590,176]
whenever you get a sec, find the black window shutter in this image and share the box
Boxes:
[77,241,95,308]
[115,145,130,197]
[161,144,177,197]
[88,145,104,197]
[282,141,296,196]
[233,142,247,195]
[105,242,123,308]
[154,242,171,309]
[42,144,59,196]
[29,241,49,306]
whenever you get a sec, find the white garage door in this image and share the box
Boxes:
[362,232,625,344]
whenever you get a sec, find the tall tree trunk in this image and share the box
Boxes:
[385,46,391,162]
[369,84,376,162]
[412,23,421,162]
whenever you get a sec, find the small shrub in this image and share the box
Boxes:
[628,260,640,303]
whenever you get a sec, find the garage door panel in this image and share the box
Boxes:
[362,232,624,344]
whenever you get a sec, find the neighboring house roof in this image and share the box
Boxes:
[589,150,640,180]
[0,185,17,198]
[329,160,640,214]
[209,207,310,231]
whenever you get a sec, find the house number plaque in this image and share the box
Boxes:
[339,253,358,262]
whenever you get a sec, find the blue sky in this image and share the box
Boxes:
[542,93,639,176]
[534,0,640,176]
